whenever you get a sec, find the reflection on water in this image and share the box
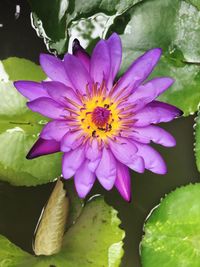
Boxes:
[0,1,200,267]
[15,4,21,20]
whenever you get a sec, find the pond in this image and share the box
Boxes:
[0,1,199,267]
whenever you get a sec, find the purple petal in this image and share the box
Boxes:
[72,39,90,72]
[115,162,131,202]
[75,160,96,198]
[27,97,69,119]
[42,81,81,107]
[88,158,101,172]
[62,146,85,179]
[131,125,176,147]
[123,77,174,112]
[133,141,167,174]
[64,54,91,94]
[14,81,48,100]
[95,148,116,190]
[109,138,145,173]
[85,139,102,161]
[40,120,69,141]
[134,101,182,127]
[106,33,122,89]
[39,54,71,86]
[86,139,102,172]
[113,48,162,98]
[26,138,60,159]
[90,40,110,86]
[60,130,83,152]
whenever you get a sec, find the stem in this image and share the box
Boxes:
[33,178,69,256]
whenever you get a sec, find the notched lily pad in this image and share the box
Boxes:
[0,197,124,267]
[0,58,62,186]
[28,0,144,54]
[141,183,200,267]
[111,0,200,116]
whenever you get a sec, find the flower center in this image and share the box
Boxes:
[65,81,135,142]
[78,95,120,140]
[91,106,110,127]
[73,82,122,141]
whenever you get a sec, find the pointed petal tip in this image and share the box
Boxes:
[125,194,132,203]
[26,146,38,160]
[120,190,132,202]
[13,80,24,92]
[154,47,162,55]
[115,182,132,202]
[13,80,26,90]
[156,165,167,175]
[76,186,89,199]
[178,108,184,117]
[166,136,176,147]
[158,76,175,87]
[62,167,75,179]
[39,53,59,68]
[39,52,49,60]
[26,152,34,160]
[114,162,132,202]
[99,179,115,191]
[26,149,38,160]
[73,38,79,43]
[108,32,120,40]
[13,80,20,88]
[146,47,162,60]
[173,106,183,117]
[26,138,60,160]
[39,53,48,64]
[72,38,81,53]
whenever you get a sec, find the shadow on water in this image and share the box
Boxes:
[0,1,199,266]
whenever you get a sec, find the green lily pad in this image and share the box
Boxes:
[141,183,200,267]
[28,0,200,115]
[0,58,62,186]
[110,0,200,116]
[2,57,46,81]
[0,197,124,267]
[186,0,200,10]
[28,0,143,54]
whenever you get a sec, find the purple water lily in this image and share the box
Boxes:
[14,33,182,201]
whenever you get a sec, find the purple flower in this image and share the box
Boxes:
[14,33,182,201]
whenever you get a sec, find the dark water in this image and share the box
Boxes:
[0,1,199,267]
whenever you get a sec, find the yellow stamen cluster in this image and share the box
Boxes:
[78,94,121,140]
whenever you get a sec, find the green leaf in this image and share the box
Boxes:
[2,57,46,81]
[0,58,62,186]
[141,183,200,267]
[27,0,200,114]
[0,235,31,267]
[28,0,143,54]
[186,0,200,10]
[0,197,124,267]
[110,0,200,116]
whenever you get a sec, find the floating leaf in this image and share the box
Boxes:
[110,0,200,115]
[28,0,143,54]
[2,57,46,81]
[141,183,200,267]
[0,197,124,267]
[186,0,200,10]
[0,58,62,186]
[28,0,200,114]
